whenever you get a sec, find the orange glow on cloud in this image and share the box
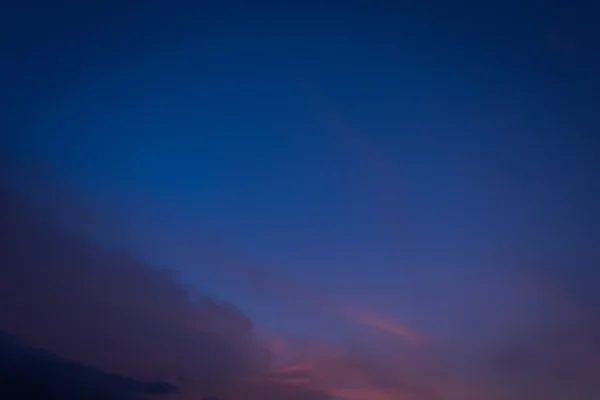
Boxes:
[259,335,491,400]
[261,338,419,400]
[332,388,405,400]
[262,358,417,400]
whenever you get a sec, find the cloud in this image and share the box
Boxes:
[3,157,599,400]
[0,164,331,400]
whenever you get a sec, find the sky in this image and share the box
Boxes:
[1,1,600,400]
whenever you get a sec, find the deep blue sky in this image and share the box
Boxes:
[2,2,600,399]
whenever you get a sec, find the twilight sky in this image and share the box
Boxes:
[1,1,600,399]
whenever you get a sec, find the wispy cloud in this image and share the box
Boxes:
[341,307,425,345]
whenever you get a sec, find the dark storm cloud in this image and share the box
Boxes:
[0,163,331,400]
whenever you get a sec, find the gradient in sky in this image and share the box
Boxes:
[1,1,600,399]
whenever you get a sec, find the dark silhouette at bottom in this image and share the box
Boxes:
[0,331,178,400]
